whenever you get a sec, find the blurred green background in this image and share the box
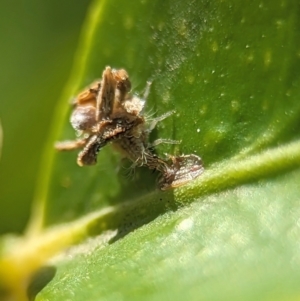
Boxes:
[0,0,92,234]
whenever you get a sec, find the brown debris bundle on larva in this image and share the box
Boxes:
[55,67,204,190]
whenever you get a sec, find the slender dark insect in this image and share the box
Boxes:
[55,67,204,189]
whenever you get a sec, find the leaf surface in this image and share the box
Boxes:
[1,0,300,300]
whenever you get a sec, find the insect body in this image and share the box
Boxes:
[55,67,204,189]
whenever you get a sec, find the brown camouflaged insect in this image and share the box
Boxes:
[55,66,204,190]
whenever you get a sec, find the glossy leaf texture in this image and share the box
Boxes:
[1,0,300,300]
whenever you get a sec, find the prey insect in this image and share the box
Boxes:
[55,67,204,190]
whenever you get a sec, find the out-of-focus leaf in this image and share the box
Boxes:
[0,0,92,234]
[0,120,2,162]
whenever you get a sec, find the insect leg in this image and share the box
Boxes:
[54,139,87,151]
[147,110,176,133]
[77,135,107,166]
[96,66,116,121]
[150,138,181,147]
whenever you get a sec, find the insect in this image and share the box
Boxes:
[55,66,204,190]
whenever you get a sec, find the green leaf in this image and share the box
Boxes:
[1,0,300,300]
[0,1,92,234]
[0,119,2,162]
[32,0,300,228]
[40,169,300,301]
